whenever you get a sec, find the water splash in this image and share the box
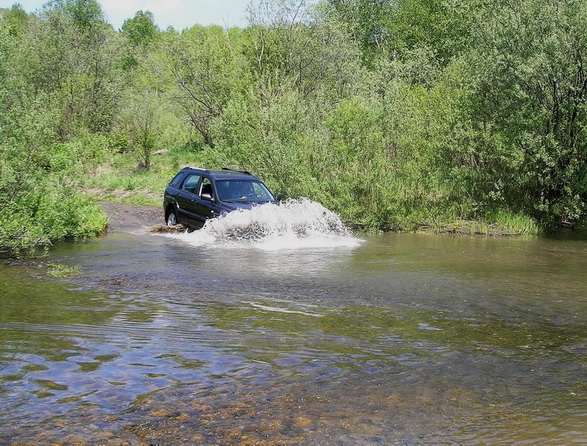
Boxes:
[168,198,362,250]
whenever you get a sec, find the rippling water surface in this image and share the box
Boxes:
[1,202,587,444]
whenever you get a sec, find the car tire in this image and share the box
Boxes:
[166,209,178,226]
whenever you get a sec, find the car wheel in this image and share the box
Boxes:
[166,209,178,226]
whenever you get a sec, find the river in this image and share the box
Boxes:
[1,200,587,444]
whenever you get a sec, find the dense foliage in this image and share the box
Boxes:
[2,0,587,252]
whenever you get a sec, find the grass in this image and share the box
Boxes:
[84,151,190,207]
[483,210,540,236]
[415,212,539,237]
[46,262,82,278]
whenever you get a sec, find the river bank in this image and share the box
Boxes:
[98,200,537,238]
[100,201,163,233]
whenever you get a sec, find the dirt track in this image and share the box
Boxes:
[99,202,163,233]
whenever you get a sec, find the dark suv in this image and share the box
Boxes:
[163,167,278,230]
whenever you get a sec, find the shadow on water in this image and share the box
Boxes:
[2,205,587,444]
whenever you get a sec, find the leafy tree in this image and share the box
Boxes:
[462,0,587,227]
[121,10,158,44]
[323,0,393,66]
[119,95,161,170]
[162,25,248,147]
[12,0,120,137]
[48,0,105,28]
[324,0,469,68]
[1,4,30,36]
[0,83,107,253]
[246,0,363,99]
[0,1,113,253]
[120,10,159,69]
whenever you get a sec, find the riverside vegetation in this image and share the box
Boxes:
[2,0,586,254]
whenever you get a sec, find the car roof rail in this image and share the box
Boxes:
[182,165,207,172]
[221,167,252,176]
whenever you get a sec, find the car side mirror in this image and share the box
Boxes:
[201,192,213,202]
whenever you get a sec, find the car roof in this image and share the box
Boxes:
[180,167,259,181]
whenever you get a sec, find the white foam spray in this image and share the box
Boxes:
[167,198,362,250]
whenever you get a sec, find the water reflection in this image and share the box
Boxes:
[1,230,587,444]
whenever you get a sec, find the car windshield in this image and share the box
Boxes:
[215,180,274,202]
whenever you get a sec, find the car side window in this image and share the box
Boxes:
[251,182,267,198]
[169,173,185,188]
[182,174,201,194]
[200,177,213,199]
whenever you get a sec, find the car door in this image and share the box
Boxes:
[189,177,218,225]
[175,173,202,227]
[176,175,220,228]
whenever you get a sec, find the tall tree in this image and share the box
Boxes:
[245,0,363,99]
[121,10,158,46]
[162,25,247,147]
[120,10,159,69]
[14,0,120,137]
[49,0,105,28]
[324,0,469,68]
[461,0,587,227]
[0,4,30,36]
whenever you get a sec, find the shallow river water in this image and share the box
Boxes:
[1,201,587,444]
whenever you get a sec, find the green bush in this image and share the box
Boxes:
[0,179,107,255]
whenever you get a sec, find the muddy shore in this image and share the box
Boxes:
[100,202,163,233]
